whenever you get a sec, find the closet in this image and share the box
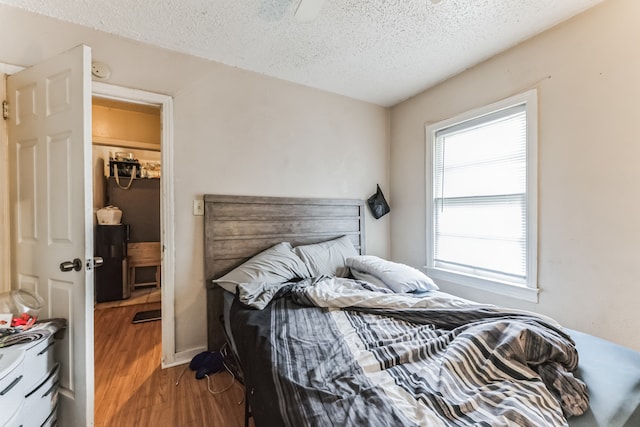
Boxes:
[91,98,162,304]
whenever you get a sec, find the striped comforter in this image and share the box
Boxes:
[231,277,589,427]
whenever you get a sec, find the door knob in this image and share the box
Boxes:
[93,257,104,268]
[60,258,82,272]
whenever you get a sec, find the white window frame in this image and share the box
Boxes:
[425,90,538,302]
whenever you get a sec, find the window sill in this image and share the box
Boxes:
[424,267,539,303]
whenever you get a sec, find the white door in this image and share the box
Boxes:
[7,45,94,427]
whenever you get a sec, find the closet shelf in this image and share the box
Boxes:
[93,136,160,152]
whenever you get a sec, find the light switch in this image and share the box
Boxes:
[193,199,204,216]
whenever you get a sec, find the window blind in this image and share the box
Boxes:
[433,104,527,282]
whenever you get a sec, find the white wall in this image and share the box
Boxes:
[0,6,390,355]
[172,67,389,352]
[390,0,640,351]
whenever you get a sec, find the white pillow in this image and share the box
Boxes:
[346,255,438,293]
[294,235,359,277]
[212,242,310,293]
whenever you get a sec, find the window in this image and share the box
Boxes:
[425,90,538,302]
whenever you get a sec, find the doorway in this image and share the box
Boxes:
[91,82,176,373]
[91,95,163,424]
[92,97,162,308]
[90,83,176,425]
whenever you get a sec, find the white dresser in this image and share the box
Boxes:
[0,333,59,427]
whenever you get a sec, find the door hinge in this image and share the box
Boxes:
[2,101,7,120]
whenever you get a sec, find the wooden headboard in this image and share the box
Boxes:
[204,194,366,350]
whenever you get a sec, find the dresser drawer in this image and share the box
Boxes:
[21,335,55,393]
[2,400,25,427]
[0,348,26,426]
[40,405,59,427]
[21,363,60,427]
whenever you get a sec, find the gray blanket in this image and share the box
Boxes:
[234,277,589,426]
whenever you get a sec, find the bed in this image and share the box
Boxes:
[204,194,640,427]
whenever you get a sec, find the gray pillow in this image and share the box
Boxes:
[212,242,310,293]
[294,235,359,277]
[346,255,438,293]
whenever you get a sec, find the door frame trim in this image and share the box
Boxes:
[0,64,37,294]
[92,82,177,367]
[0,74,9,294]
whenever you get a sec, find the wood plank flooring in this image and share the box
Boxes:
[94,287,161,310]
[94,302,247,427]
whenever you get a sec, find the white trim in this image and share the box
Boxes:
[0,74,9,294]
[1,63,28,294]
[425,90,538,302]
[165,346,208,369]
[81,45,95,427]
[425,267,539,303]
[0,64,21,294]
[525,90,539,296]
[92,82,177,367]
[160,95,176,368]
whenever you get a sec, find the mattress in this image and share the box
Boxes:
[222,290,238,357]
[567,329,640,426]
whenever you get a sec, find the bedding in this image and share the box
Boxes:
[222,278,640,427]
[347,255,439,293]
[229,276,592,427]
[211,242,309,293]
[293,235,359,277]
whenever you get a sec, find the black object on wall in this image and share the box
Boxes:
[367,184,390,219]
[107,177,160,242]
[95,224,130,302]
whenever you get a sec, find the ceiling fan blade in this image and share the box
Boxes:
[294,0,325,22]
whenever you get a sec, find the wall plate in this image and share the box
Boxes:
[91,61,111,79]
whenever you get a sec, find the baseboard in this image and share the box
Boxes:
[162,346,207,368]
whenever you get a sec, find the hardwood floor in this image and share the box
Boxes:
[94,287,161,310]
[94,303,247,427]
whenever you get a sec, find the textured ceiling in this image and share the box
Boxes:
[0,0,604,106]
